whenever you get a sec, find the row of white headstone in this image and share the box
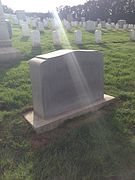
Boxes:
[31,29,135,48]
[64,20,135,32]
[5,13,135,31]
[20,18,135,38]
[31,29,100,47]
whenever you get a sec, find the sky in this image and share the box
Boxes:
[2,0,86,12]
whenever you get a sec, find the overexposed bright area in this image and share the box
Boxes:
[2,0,86,12]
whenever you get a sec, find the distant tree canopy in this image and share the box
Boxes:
[26,12,52,19]
[2,5,14,14]
[57,0,135,23]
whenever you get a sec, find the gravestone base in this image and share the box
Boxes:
[0,47,23,63]
[24,94,115,134]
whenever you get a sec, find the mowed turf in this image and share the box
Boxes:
[0,25,135,180]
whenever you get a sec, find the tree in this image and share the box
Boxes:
[2,5,14,14]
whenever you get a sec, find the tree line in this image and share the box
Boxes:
[57,0,135,24]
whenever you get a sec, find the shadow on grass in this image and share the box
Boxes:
[31,101,135,179]
[99,43,111,49]
[76,44,84,49]
[54,44,63,50]
[0,58,21,70]
[20,36,29,42]
[112,40,133,43]
[31,47,42,57]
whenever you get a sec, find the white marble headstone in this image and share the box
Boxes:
[65,22,71,32]
[105,23,111,30]
[115,23,119,30]
[43,19,48,28]
[86,21,96,32]
[95,29,102,43]
[74,30,82,45]
[130,29,135,40]
[53,30,61,45]
[31,30,41,47]
[21,22,30,37]
[32,19,37,28]
[37,21,44,32]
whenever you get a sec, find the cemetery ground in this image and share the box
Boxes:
[0,25,135,180]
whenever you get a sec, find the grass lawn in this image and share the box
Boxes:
[0,25,135,180]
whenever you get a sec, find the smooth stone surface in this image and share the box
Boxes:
[105,23,111,30]
[29,50,104,120]
[86,21,96,32]
[118,20,126,28]
[37,21,44,32]
[74,30,82,45]
[31,19,37,28]
[130,29,135,40]
[95,29,102,43]
[31,30,41,47]
[53,31,61,45]
[21,22,30,37]
[65,22,71,32]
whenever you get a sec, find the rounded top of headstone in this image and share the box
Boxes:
[29,49,102,65]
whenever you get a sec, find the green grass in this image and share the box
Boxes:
[0,25,135,180]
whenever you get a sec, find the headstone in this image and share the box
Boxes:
[105,23,111,30]
[115,23,119,30]
[82,21,86,28]
[0,0,21,62]
[128,24,134,29]
[16,10,26,21]
[118,20,126,28]
[65,21,71,32]
[53,30,61,45]
[5,19,12,39]
[86,21,96,32]
[97,23,102,29]
[67,14,73,22]
[43,19,48,28]
[31,19,37,29]
[95,29,102,43]
[51,19,59,29]
[71,21,74,26]
[11,15,19,25]
[79,22,82,26]
[27,50,107,133]
[81,17,85,22]
[97,18,101,24]
[71,21,78,27]
[101,21,106,28]
[74,30,82,45]
[130,29,135,41]
[31,30,41,47]
[19,19,24,28]
[74,21,78,26]
[123,24,128,30]
[21,22,30,37]
[107,18,111,24]
[111,23,115,28]
[37,21,44,32]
